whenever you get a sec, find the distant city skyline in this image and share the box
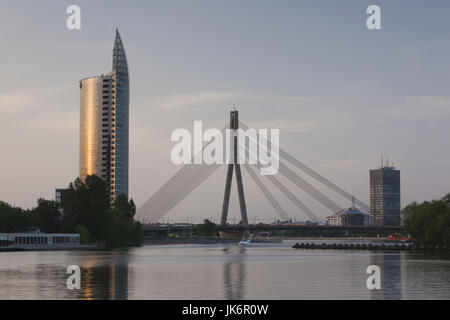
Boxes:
[1,1,450,223]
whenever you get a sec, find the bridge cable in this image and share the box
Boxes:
[243,164,290,221]
[244,145,319,221]
[239,121,369,212]
[278,162,342,213]
[136,127,227,222]
[237,123,342,214]
[260,167,320,222]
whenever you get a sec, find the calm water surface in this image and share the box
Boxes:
[0,242,449,300]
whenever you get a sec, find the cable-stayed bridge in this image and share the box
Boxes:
[136,110,370,230]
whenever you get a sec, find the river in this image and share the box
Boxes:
[0,241,449,299]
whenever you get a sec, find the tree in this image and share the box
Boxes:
[113,194,136,219]
[62,175,142,248]
[0,201,34,232]
[197,219,217,237]
[63,175,109,239]
[442,193,450,208]
[0,175,142,248]
[100,207,142,248]
[34,199,60,233]
[76,224,95,244]
[403,194,450,246]
[401,201,418,225]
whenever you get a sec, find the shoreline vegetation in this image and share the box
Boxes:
[0,175,143,249]
[1,188,449,250]
[402,193,450,247]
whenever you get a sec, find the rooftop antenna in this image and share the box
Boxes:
[352,195,355,208]
[381,154,384,168]
[233,104,236,111]
[387,155,389,168]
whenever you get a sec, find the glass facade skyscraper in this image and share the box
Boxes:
[79,29,129,202]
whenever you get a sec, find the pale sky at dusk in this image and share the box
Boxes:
[1,1,450,223]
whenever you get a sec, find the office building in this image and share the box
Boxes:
[79,29,129,202]
[370,160,401,226]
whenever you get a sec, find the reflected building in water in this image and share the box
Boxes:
[80,252,131,300]
[370,253,402,300]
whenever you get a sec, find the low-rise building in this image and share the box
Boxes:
[0,233,80,250]
[326,198,369,226]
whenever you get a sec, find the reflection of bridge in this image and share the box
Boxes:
[137,109,371,227]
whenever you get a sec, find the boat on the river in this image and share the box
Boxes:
[238,238,252,247]
[386,233,411,242]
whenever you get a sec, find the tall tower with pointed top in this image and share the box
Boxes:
[79,29,130,202]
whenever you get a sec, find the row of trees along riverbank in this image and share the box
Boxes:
[0,175,142,248]
[402,193,450,246]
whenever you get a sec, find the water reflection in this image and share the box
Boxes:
[370,253,402,300]
[400,251,450,299]
[1,245,449,299]
[78,251,131,300]
[222,247,246,299]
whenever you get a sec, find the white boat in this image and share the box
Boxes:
[238,238,252,247]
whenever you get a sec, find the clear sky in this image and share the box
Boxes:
[1,0,450,222]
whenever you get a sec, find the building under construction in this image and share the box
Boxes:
[370,159,401,226]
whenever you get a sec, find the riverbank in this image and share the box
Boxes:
[144,238,237,245]
[143,236,291,245]
[143,236,405,245]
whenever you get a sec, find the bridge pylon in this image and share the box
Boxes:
[220,109,249,236]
